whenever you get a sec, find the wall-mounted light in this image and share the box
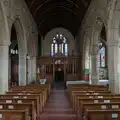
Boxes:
[26,54,30,59]
[10,49,18,55]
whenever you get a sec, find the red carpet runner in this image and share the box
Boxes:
[40,90,77,120]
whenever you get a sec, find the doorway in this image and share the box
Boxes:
[54,68,65,89]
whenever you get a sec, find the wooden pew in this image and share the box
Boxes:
[12,84,50,100]
[0,94,40,118]
[10,85,49,107]
[0,102,35,120]
[27,84,51,97]
[6,91,44,113]
[0,98,38,119]
[0,84,51,120]
[79,102,120,120]
[85,109,120,120]
[73,94,120,110]
[67,84,120,120]
[72,93,114,109]
[0,109,29,120]
[67,85,109,103]
[11,85,49,105]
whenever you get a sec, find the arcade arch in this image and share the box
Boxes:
[9,19,27,86]
[98,25,108,80]
[9,24,19,87]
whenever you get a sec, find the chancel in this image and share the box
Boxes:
[0,0,120,120]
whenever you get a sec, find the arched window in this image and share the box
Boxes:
[51,33,68,56]
[98,41,105,68]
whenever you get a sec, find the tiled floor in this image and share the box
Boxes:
[40,89,77,120]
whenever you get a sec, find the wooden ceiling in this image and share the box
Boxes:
[25,0,91,37]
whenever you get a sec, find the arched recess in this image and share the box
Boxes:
[83,33,91,81]
[9,18,27,86]
[98,25,108,80]
[43,27,75,56]
[90,17,108,84]
[10,19,27,55]
[9,24,19,87]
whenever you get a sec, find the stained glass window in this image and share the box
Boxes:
[55,43,58,53]
[99,41,105,68]
[51,33,68,56]
[65,43,68,56]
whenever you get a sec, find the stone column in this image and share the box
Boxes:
[0,42,10,94]
[107,41,120,94]
[19,55,27,86]
[31,57,36,82]
[91,44,99,85]
[89,55,92,84]
[41,36,44,56]
[27,59,32,84]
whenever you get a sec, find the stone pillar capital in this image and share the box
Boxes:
[30,56,36,60]
[91,44,99,55]
[19,55,26,58]
[107,40,120,46]
[0,41,11,46]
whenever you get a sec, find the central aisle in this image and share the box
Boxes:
[40,89,77,120]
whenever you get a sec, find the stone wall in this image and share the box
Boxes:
[1,0,38,56]
[0,0,38,93]
[77,0,120,93]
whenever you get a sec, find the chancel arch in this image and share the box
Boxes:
[42,27,75,56]
[37,27,82,85]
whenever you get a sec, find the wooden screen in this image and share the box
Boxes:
[37,56,82,84]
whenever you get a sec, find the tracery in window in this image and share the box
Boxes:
[51,33,68,56]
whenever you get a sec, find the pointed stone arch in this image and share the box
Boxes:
[10,18,27,55]
[10,18,27,85]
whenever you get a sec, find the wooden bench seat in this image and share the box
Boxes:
[0,98,38,119]
[67,84,120,120]
[85,109,120,120]
[11,87,48,104]
[0,102,36,120]
[75,97,120,113]
[0,84,51,120]
[79,102,120,120]
[73,94,120,110]
[0,95,40,118]
[11,84,50,100]
[0,109,29,120]
[6,91,44,112]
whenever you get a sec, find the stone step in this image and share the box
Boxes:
[44,108,73,111]
[43,108,74,114]
[40,113,76,118]
[46,105,70,107]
